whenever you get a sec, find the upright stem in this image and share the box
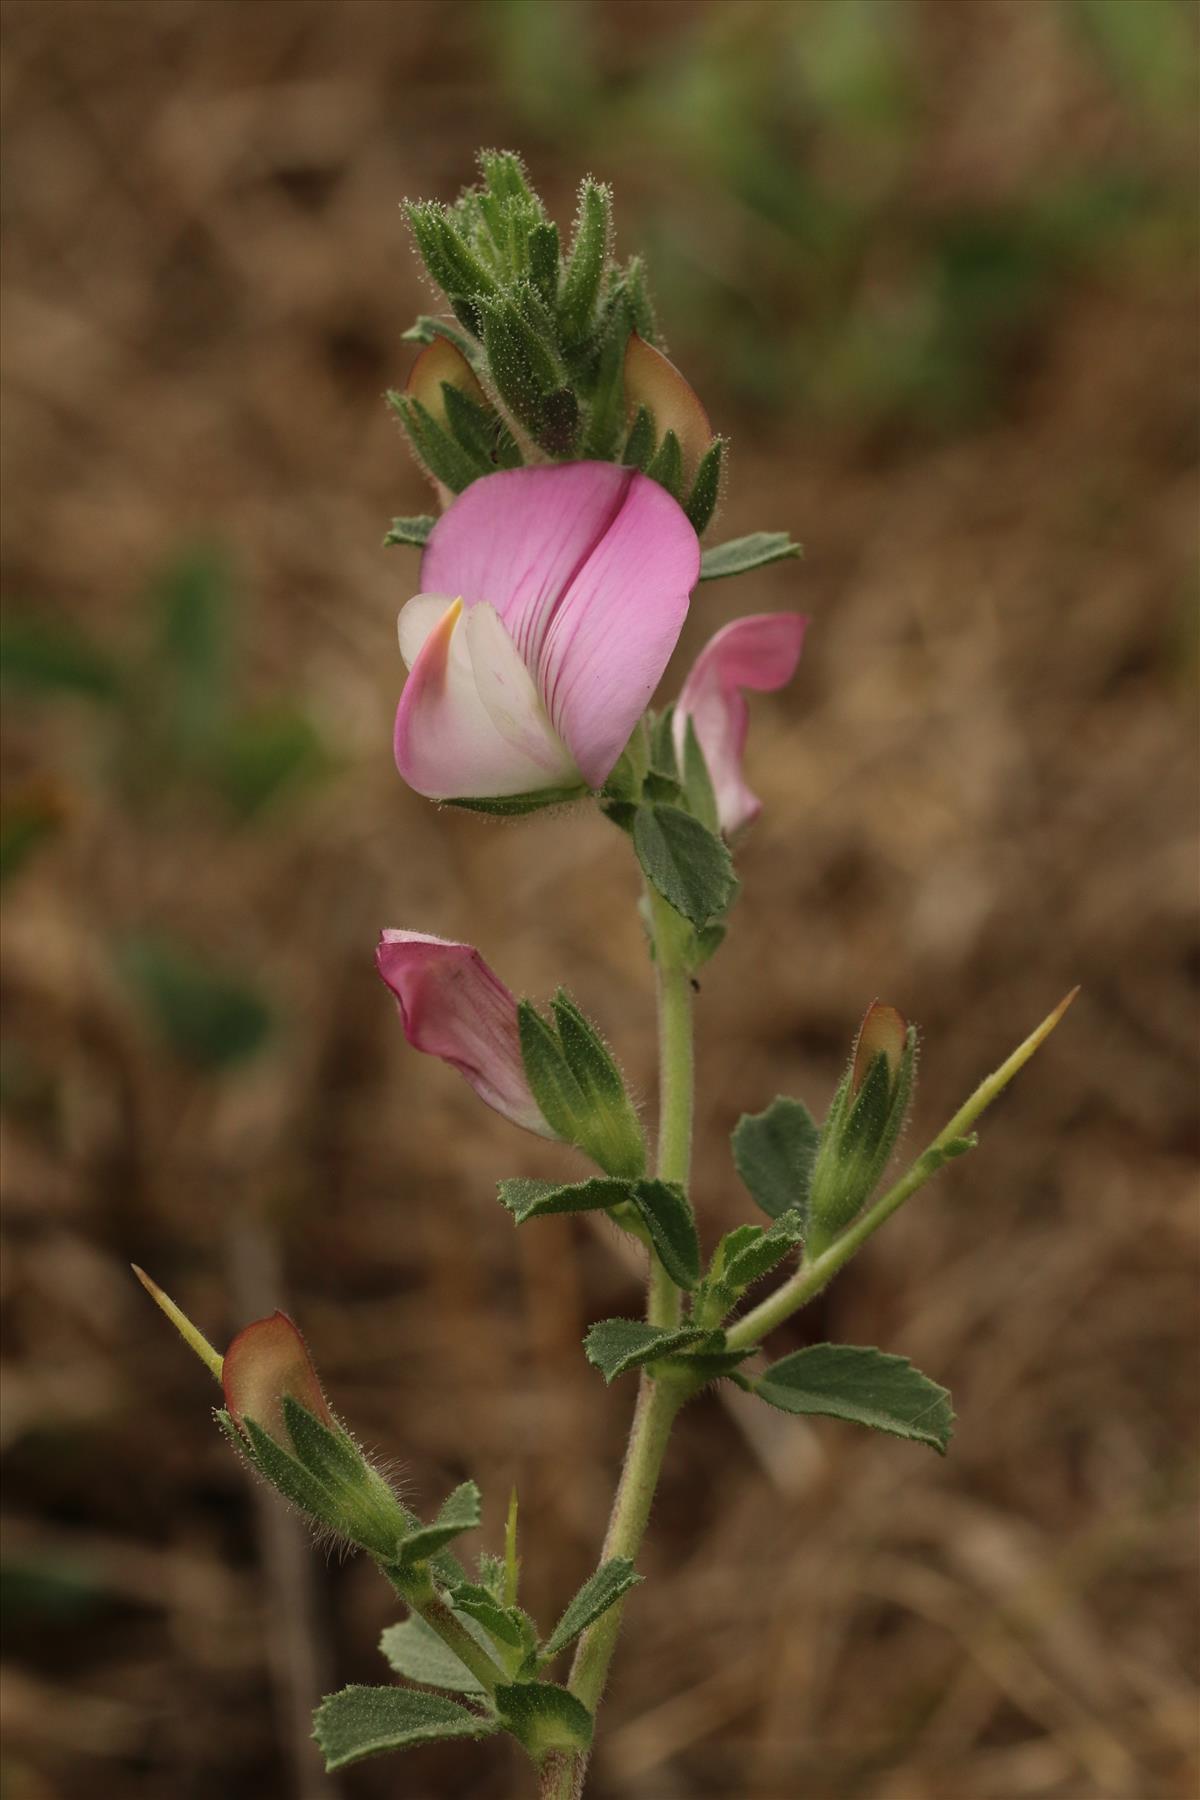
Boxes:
[547,885,696,1796]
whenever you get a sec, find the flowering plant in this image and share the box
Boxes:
[137,153,1071,1797]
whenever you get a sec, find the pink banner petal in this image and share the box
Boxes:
[674,612,808,836]
[418,464,698,790]
[376,930,552,1136]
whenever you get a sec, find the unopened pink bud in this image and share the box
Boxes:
[405,336,488,428]
[623,332,712,483]
[223,1312,334,1445]
[851,1002,908,1095]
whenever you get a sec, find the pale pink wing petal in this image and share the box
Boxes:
[462,603,578,781]
[536,471,699,787]
[398,593,463,670]
[223,1312,333,1444]
[375,930,552,1137]
[673,613,808,836]
[393,598,576,799]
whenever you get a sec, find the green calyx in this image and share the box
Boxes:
[806,1025,918,1256]
[517,990,646,1180]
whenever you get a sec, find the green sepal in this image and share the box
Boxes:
[540,1558,642,1662]
[382,514,436,549]
[517,998,644,1180]
[406,201,499,306]
[557,178,611,348]
[314,1684,496,1771]
[622,404,656,471]
[629,1179,700,1289]
[481,288,564,447]
[442,784,587,816]
[379,1612,491,1695]
[699,532,804,582]
[401,315,481,360]
[241,1417,353,1538]
[517,1001,590,1141]
[732,1096,820,1221]
[398,1481,482,1568]
[648,707,679,781]
[442,381,501,466]
[388,392,490,493]
[447,1582,529,1650]
[680,717,719,834]
[496,1680,593,1757]
[584,1318,707,1382]
[528,221,561,307]
[753,1343,954,1455]
[685,438,724,534]
[808,1026,918,1249]
[498,1176,632,1224]
[645,428,683,501]
[633,803,736,931]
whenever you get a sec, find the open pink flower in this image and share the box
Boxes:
[673,613,808,837]
[394,463,699,801]
[376,929,551,1136]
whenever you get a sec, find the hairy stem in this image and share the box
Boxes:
[547,886,697,1795]
[381,1566,503,1696]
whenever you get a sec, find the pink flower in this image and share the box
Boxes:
[223,1312,334,1446]
[394,463,700,802]
[673,613,808,836]
[375,929,550,1136]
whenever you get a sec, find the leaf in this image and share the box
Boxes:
[313,1684,496,1770]
[713,1208,805,1297]
[118,935,272,1074]
[498,1176,632,1224]
[495,1680,593,1756]
[685,438,724,534]
[447,1583,527,1649]
[669,1344,755,1380]
[0,615,121,701]
[753,1344,955,1454]
[401,1481,482,1565]
[630,1180,700,1289]
[680,717,719,833]
[699,533,803,582]
[379,1612,490,1695]
[541,1558,642,1660]
[383,514,437,549]
[633,803,736,930]
[583,1318,707,1382]
[732,1096,820,1220]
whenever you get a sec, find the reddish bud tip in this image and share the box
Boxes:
[405,336,487,428]
[623,332,712,483]
[222,1312,334,1443]
[851,1002,908,1094]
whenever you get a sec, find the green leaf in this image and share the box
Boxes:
[498,1176,632,1224]
[584,1318,707,1382]
[401,1481,482,1565]
[633,804,736,930]
[680,717,719,833]
[314,1685,496,1770]
[732,1096,820,1220]
[541,1558,642,1661]
[495,1680,592,1756]
[630,1180,700,1289]
[753,1344,955,1454]
[118,935,272,1074]
[0,615,121,701]
[379,1613,489,1695]
[383,514,437,549]
[669,1344,755,1380]
[722,1208,804,1290]
[448,1583,527,1649]
[685,438,724,534]
[699,533,803,582]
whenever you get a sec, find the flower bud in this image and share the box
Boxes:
[807,1004,916,1256]
[623,333,713,486]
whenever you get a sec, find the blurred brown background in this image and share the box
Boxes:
[2,3,1197,1798]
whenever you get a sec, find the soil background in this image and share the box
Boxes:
[2,4,1197,1798]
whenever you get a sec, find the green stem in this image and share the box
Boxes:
[382,1565,503,1696]
[726,987,1078,1351]
[547,885,697,1796]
